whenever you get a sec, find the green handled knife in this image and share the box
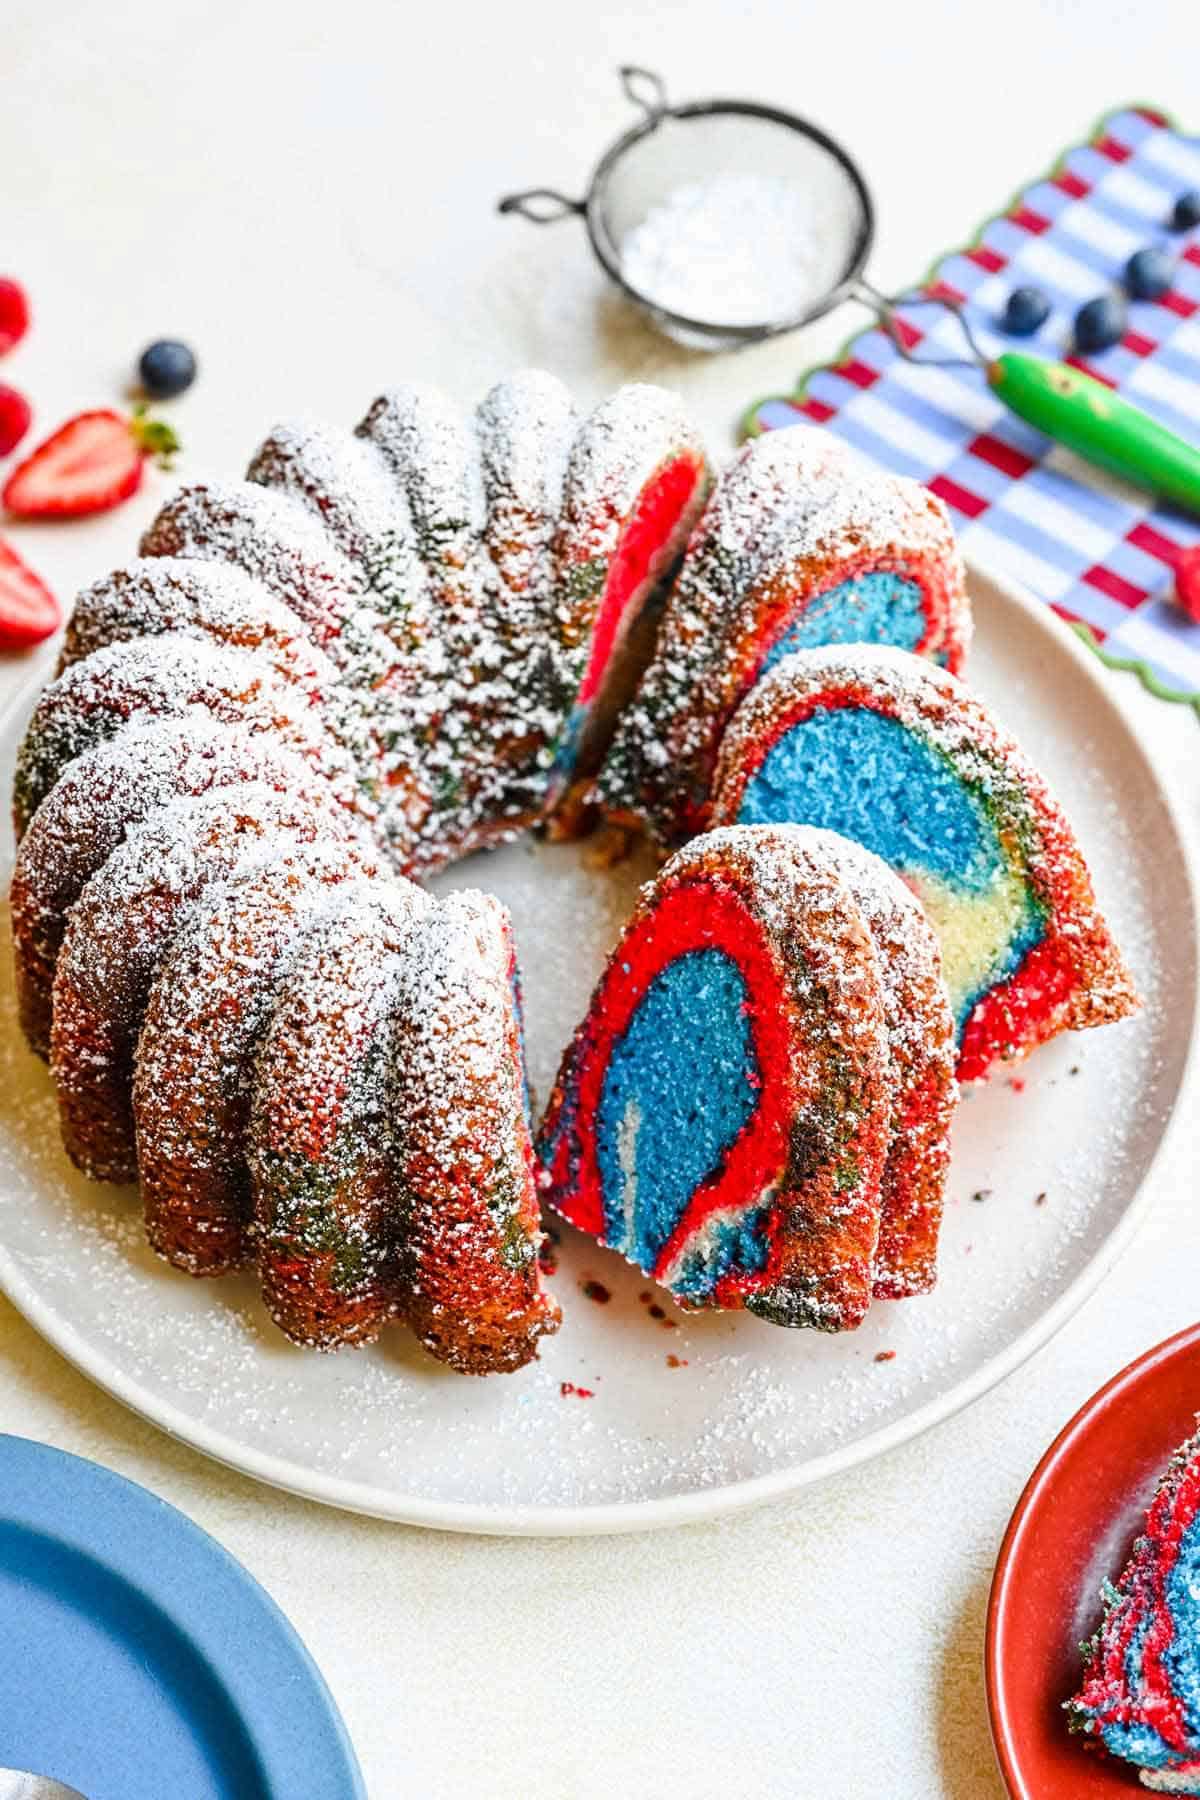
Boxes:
[988,351,1200,515]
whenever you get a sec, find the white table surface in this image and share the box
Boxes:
[4,2,1198,1794]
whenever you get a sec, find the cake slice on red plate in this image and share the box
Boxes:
[1067,1423,1200,1791]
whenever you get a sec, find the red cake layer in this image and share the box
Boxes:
[576,451,706,708]
[546,878,785,1270]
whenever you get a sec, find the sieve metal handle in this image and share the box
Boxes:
[496,188,586,224]
[618,65,670,121]
[498,67,671,226]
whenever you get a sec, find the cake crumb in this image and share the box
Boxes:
[538,1225,561,1276]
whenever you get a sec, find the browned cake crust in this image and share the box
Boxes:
[51,784,361,1182]
[135,840,376,1276]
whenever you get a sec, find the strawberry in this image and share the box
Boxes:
[0,535,60,648]
[2,407,179,520]
[0,384,32,457]
[0,279,30,357]
[1174,546,1200,625]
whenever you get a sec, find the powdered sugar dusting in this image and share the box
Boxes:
[14,632,363,833]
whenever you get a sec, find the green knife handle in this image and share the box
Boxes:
[987,350,1200,516]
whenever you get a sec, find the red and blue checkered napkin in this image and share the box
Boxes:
[744,107,1200,709]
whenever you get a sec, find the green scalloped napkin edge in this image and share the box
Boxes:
[738,100,1200,719]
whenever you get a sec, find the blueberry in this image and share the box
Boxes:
[138,339,197,399]
[1001,285,1051,336]
[1074,293,1127,354]
[1170,189,1200,231]
[1125,246,1174,300]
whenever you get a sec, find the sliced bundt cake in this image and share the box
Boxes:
[8,371,1139,1374]
[710,644,1138,1081]
[1067,1424,1200,1791]
[536,823,955,1329]
[598,426,970,845]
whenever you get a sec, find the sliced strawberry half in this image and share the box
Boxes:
[2,408,180,520]
[0,536,60,648]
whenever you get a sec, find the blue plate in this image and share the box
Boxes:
[0,1435,366,1800]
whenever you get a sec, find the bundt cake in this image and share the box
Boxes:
[709,644,1139,1082]
[8,371,1139,1365]
[535,824,955,1329]
[1067,1424,1200,1791]
[598,426,971,846]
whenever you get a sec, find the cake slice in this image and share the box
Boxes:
[249,879,432,1349]
[391,890,562,1373]
[543,383,710,805]
[598,426,969,845]
[1067,1424,1200,1791]
[710,644,1138,1081]
[536,824,898,1330]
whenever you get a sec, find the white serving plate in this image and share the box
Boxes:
[0,567,1193,1536]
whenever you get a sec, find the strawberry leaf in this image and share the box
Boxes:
[130,404,182,469]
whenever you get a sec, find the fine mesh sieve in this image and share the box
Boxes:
[498,67,877,350]
[499,67,1200,516]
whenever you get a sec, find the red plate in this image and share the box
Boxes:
[987,1321,1200,1797]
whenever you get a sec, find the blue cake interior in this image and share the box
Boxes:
[761,573,927,673]
[735,707,1044,1029]
[593,948,766,1291]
